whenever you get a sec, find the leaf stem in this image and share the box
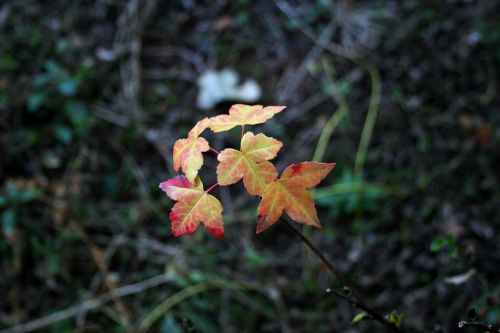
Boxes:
[282,218,345,285]
[209,146,221,155]
[281,217,403,333]
[205,183,218,193]
[354,65,381,182]
[241,125,245,140]
[312,58,349,163]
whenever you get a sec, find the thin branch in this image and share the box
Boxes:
[353,65,381,182]
[0,274,176,333]
[71,220,130,326]
[137,281,230,332]
[282,218,346,286]
[277,18,337,103]
[272,0,356,60]
[458,320,500,332]
[282,217,403,333]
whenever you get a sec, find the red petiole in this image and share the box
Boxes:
[205,183,218,193]
[209,146,220,155]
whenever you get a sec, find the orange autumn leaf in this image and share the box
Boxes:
[208,104,286,132]
[173,118,210,184]
[217,132,282,196]
[159,175,224,239]
[257,162,336,233]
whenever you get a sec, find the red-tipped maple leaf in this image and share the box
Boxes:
[217,132,282,196]
[208,104,286,132]
[173,118,210,184]
[257,162,335,233]
[159,175,224,239]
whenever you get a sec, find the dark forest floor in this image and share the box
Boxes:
[1,1,499,332]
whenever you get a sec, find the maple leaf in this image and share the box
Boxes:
[217,132,282,196]
[208,104,286,132]
[256,162,335,233]
[159,175,224,239]
[173,118,210,184]
[188,117,210,137]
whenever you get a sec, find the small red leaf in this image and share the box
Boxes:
[159,175,192,200]
[160,176,224,239]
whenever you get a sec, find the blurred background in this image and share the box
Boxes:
[1,0,499,332]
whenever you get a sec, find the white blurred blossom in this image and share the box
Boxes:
[196,68,261,110]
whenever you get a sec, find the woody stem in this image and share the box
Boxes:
[282,217,403,333]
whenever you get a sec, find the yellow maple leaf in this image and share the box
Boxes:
[173,118,210,184]
[217,132,282,196]
[208,104,286,132]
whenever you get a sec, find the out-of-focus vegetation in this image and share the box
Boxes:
[1,1,499,332]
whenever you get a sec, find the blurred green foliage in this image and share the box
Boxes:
[430,235,458,258]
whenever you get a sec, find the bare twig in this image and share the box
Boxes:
[273,0,355,59]
[114,0,159,125]
[70,220,130,326]
[137,281,231,332]
[107,138,168,226]
[8,230,24,326]
[458,309,500,333]
[282,217,403,333]
[277,18,337,103]
[264,286,294,333]
[282,92,330,123]
[0,274,176,333]
[142,68,197,82]
[458,320,500,332]
[142,46,205,73]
